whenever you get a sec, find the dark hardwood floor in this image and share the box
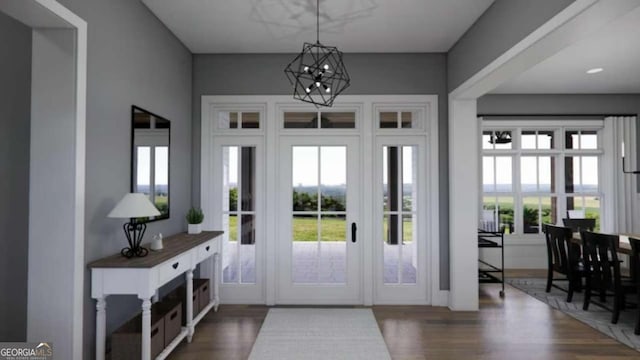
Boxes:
[170,281,639,359]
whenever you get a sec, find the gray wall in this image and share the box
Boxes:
[447,0,576,92]
[52,0,192,357]
[0,11,31,342]
[192,53,451,289]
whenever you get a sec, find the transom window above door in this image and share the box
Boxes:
[211,104,266,132]
[218,111,260,129]
[283,111,356,129]
[378,110,423,129]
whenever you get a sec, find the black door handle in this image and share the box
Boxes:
[351,223,357,243]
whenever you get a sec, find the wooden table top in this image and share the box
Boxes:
[88,231,223,269]
[572,232,633,255]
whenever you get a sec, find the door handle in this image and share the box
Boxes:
[351,223,357,243]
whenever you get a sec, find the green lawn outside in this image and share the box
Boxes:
[484,196,600,231]
[227,215,413,242]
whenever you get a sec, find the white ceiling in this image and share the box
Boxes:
[142,0,494,53]
[492,5,640,94]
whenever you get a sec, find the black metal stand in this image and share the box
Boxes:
[478,228,505,297]
[120,221,149,258]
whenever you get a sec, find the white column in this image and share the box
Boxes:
[448,98,479,311]
[28,28,84,360]
[95,297,106,360]
[140,298,152,360]
[186,269,194,341]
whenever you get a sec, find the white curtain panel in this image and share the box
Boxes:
[608,116,640,234]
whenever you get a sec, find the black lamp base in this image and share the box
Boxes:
[121,245,148,258]
[120,221,149,258]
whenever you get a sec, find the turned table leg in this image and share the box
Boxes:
[186,269,195,342]
[213,252,220,311]
[141,297,152,360]
[95,297,107,360]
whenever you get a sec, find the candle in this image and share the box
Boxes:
[622,142,625,158]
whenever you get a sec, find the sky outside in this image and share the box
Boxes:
[136,146,169,186]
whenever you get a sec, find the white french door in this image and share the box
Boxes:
[374,136,429,303]
[202,95,440,306]
[211,136,264,303]
[277,136,361,304]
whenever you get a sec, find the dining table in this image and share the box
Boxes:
[571,232,633,255]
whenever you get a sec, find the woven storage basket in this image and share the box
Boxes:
[111,310,164,360]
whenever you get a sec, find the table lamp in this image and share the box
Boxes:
[107,193,161,258]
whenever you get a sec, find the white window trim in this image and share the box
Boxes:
[201,95,442,306]
[480,119,612,244]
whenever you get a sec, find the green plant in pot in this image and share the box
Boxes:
[186,207,204,234]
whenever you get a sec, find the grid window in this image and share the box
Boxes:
[565,130,598,149]
[284,111,356,129]
[481,126,602,235]
[521,130,554,149]
[378,110,422,129]
[218,111,261,129]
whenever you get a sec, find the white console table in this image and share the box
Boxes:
[89,231,223,360]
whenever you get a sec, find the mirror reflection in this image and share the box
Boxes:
[131,106,170,221]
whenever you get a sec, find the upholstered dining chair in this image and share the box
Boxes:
[581,231,636,324]
[543,224,585,302]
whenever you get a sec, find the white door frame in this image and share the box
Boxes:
[0,1,87,358]
[201,95,440,306]
[277,135,362,304]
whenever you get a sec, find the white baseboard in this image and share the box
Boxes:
[432,290,449,307]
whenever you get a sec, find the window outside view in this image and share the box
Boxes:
[482,128,601,234]
[135,145,169,215]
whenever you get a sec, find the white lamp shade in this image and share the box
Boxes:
[107,193,161,219]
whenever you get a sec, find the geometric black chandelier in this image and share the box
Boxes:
[284,0,350,107]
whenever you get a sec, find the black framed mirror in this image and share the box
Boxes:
[131,105,170,221]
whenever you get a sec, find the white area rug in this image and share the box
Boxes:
[248,308,392,360]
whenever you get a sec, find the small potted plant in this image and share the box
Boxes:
[186,207,204,234]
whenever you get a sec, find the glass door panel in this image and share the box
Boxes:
[278,136,360,304]
[291,146,347,285]
[222,146,256,284]
[376,137,427,304]
[383,146,417,284]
